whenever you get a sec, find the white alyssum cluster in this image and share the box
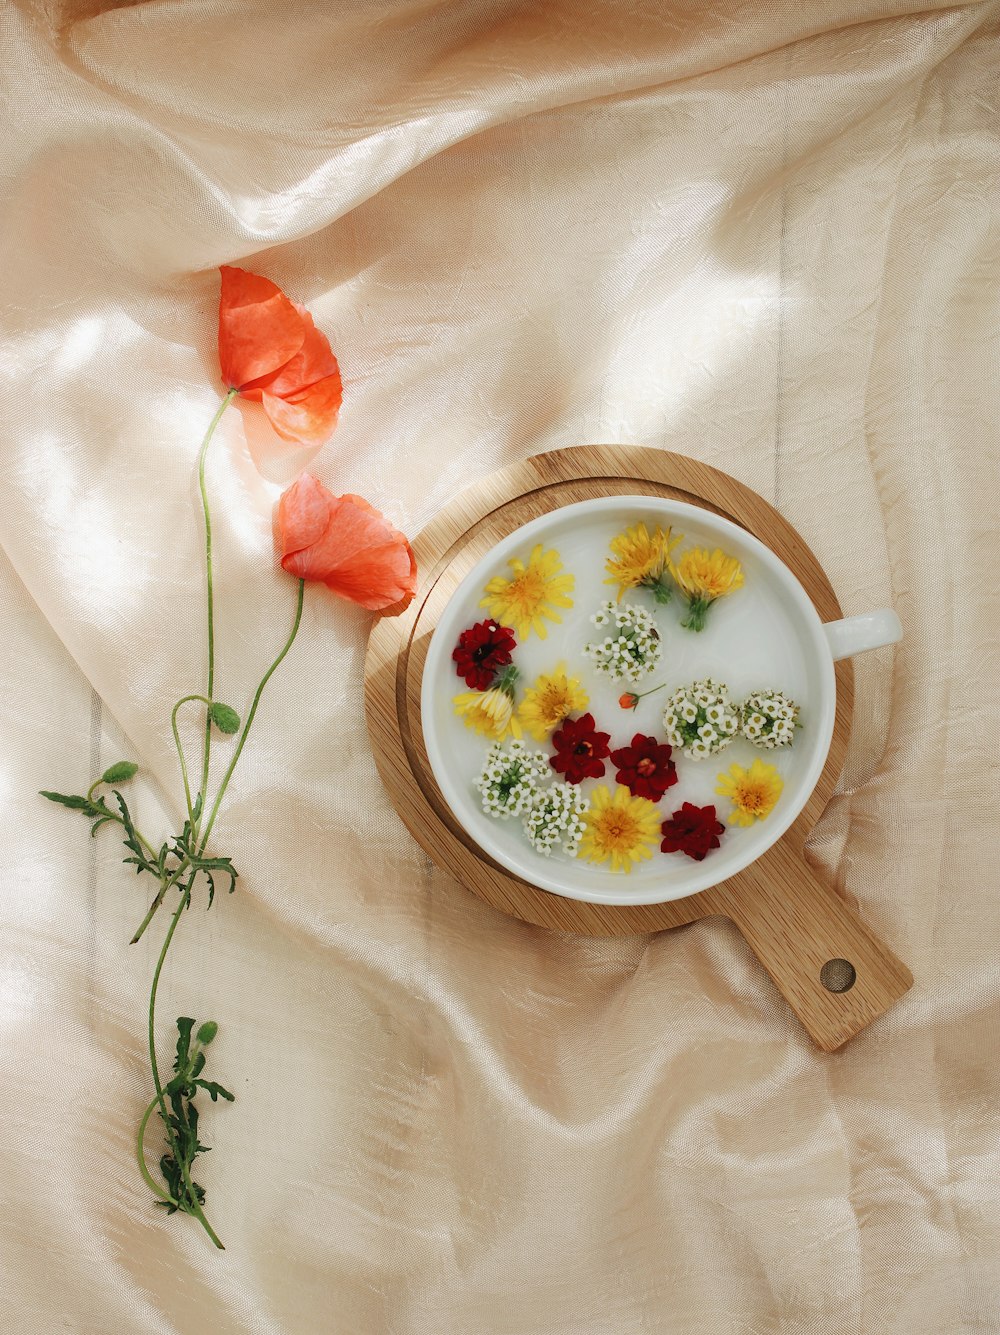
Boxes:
[662,678,740,760]
[583,600,662,685]
[474,743,589,857]
[740,689,799,749]
[474,740,550,819]
[523,782,589,858]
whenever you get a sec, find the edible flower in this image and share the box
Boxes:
[609,734,678,802]
[618,683,666,711]
[480,544,574,640]
[714,758,783,826]
[452,620,517,690]
[660,803,725,861]
[517,664,589,741]
[549,712,611,784]
[668,547,744,632]
[579,784,662,873]
[453,666,522,741]
[604,521,681,604]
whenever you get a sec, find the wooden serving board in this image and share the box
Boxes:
[364,447,913,1051]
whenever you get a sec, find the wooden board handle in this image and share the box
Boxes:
[725,849,913,1052]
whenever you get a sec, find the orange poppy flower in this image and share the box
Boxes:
[218,266,343,447]
[276,474,417,614]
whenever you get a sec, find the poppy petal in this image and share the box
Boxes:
[277,484,417,614]
[275,473,336,555]
[261,372,343,446]
[242,305,340,397]
[218,266,306,388]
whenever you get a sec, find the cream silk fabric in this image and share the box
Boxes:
[2,2,999,1331]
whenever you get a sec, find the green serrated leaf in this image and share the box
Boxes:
[101,761,138,785]
[194,1079,236,1103]
[39,790,92,811]
[208,702,240,735]
[174,1018,195,1074]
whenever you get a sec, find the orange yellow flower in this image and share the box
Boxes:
[604,522,681,604]
[516,664,589,741]
[453,676,522,742]
[579,784,661,873]
[714,758,783,826]
[480,544,574,640]
[669,547,745,631]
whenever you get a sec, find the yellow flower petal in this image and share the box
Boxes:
[517,664,589,742]
[604,522,682,602]
[669,547,744,602]
[454,687,521,741]
[480,544,575,640]
[715,758,782,824]
[579,784,661,874]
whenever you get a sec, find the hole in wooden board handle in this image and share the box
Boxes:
[820,958,857,993]
[725,851,913,1051]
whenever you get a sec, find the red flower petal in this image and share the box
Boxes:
[550,713,611,784]
[218,266,306,389]
[241,305,340,398]
[452,620,517,689]
[660,803,725,861]
[275,472,335,552]
[277,476,416,614]
[260,372,343,446]
[610,734,678,801]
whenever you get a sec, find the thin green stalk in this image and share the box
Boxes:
[197,578,305,855]
[197,388,239,826]
[148,885,224,1249]
[171,695,212,827]
[130,859,190,946]
[136,1096,174,1204]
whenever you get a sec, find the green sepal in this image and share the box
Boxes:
[101,761,138,785]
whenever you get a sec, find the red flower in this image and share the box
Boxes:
[276,474,416,614]
[660,803,725,861]
[610,734,678,801]
[218,266,343,447]
[550,713,611,784]
[619,692,640,710]
[452,620,517,689]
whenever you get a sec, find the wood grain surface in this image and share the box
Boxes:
[364,447,913,1051]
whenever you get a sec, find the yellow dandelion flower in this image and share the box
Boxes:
[579,784,662,874]
[480,544,574,640]
[604,522,682,604]
[715,758,783,826]
[516,663,589,742]
[668,547,745,631]
[453,673,523,742]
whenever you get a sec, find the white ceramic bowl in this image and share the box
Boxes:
[421,496,900,906]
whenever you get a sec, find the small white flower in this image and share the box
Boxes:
[475,740,550,819]
[523,783,589,857]
[740,688,799,749]
[662,678,739,759]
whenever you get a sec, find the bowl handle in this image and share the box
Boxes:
[823,609,902,662]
